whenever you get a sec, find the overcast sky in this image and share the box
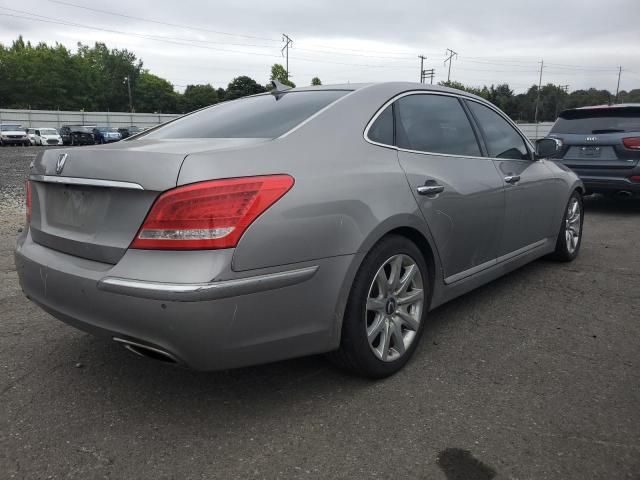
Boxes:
[2,0,639,94]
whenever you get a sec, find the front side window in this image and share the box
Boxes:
[467,101,530,160]
[144,90,349,139]
[395,94,481,157]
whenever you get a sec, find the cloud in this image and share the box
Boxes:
[1,0,639,92]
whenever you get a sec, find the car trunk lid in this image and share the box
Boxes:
[28,138,268,264]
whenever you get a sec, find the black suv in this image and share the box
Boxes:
[59,125,96,146]
[546,104,640,197]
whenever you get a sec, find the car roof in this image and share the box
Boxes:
[284,81,489,103]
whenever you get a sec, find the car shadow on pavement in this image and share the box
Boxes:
[583,193,640,215]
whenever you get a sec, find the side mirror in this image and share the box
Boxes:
[535,137,562,158]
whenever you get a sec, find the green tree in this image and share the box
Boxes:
[180,84,218,112]
[270,63,295,88]
[135,71,177,113]
[311,77,322,86]
[225,75,266,100]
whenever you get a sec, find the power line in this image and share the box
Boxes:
[47,0,281,43]
[1,11,416,70]
[50,0,420,60]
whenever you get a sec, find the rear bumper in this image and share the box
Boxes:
[15,230,353,370]
[566,166,640,194]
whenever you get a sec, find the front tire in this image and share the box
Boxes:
[550,191,583,262]
[329,235,429,378]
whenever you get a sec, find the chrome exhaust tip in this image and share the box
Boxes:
[113,337,179,364]
[617,191,633,198]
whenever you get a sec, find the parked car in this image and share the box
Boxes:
[32,127,63,146]
[27,128,37,145]
[59,125,95,146]
[546,103,640,197]
[117,125,143,139]
[16,82,584,378]
[93,126,122,144]
[0,124,29,146]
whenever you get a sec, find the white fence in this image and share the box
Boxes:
[516,122,553,140]
[0,109,179,129]
[0,108,554,140]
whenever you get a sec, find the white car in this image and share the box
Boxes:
[27,128,37,145]
[0,124,29,146]
[32,127,63,146]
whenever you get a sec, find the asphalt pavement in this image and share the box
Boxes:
[1,146,639,479]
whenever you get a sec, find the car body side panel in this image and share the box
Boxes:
[492,158,566,255]
[398,151,504,280]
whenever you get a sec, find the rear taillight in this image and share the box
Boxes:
[131,175,294,250]
[629,176,640,183]
[622,137,640,150]
[25,180,32,224]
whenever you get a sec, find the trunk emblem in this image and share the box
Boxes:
[585,136,598,142]
[56,153,68,174]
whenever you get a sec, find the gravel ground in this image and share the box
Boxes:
[1,146,639,479]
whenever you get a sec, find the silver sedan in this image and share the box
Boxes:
[15,82,584,378]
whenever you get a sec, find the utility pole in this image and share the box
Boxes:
[444,48,457,83]
[423,69,435,84]
[534,59,544,124]
[615,66,622,103]
[281,34,293,80]
[418,55,426,83]
[123,76,133,113]
[533,59,544,139]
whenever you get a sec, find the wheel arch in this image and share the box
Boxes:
[330,216,442,348]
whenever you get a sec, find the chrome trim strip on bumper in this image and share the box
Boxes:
[29,175,144,190]
[97,266,319,302]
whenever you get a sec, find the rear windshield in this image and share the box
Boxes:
[144,90,349,139]
[551,107,640,134]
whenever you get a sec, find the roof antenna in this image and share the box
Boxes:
[270,79,292,99]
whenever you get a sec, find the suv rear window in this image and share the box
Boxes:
[145,90,350,139]
[551,107,640,134]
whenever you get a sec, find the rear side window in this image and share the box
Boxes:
[550,107,640,134]
[368,105,394,145]
[395,94,481,157]
[467,101,530,160]
[145,90,349,139]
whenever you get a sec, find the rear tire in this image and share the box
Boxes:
[329,235,429,378]
[550,191,583,262]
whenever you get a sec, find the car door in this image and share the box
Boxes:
[384,92,505,283]
[465,99,564,258]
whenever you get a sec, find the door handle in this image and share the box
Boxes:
[417,184,445,195]
[504,175,521,184]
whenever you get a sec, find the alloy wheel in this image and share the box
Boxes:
[565,197,581,254]
[365,254,424,362]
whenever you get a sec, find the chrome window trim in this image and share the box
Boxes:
[364,89,536,160]
[363,90,490,160]
[29,175,144,190]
